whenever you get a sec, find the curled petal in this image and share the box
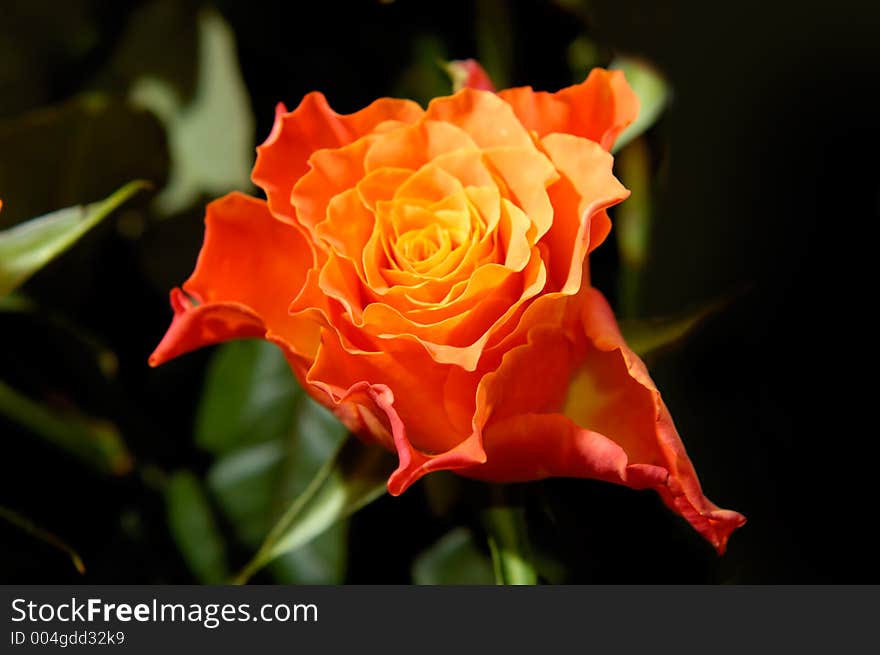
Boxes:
[149,193,318,367]
[149,291,268,368]
[305,334,485,494]
[539,133,630,292]
[364,120,478,172]
[426,89,534,149]
[253,93,423,223]
[498,68,639,151]
[462,288,745,554]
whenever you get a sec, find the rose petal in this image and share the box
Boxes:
[309,331,475,453]
[364,120,478,173]
[304,331,486,493]
[149,193,318,367]
[426,89,534,150]
[498,68,639,151]
[481,146,559,240]
[253,94,423,223]
[574,288,746,553]
[539,133,630,292]
[459,288,745,554]
[292,135,375,244]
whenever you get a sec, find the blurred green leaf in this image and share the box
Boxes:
[567,36,601,77]
[610,56,671,153]
[268,526,347,585]
[0,181,147,298]
[99,0,199,103]
[0,379,132,476]
[0,0,110,118]
[392,35,452,106]
[413,527,495,585]
[130,8,255,215]
[0,96,167,226]
[0,294,36,313]
[165,471,229,584]
[196,340,300,456]
[620,296,733,360]
[233,435,396,584]
[0,504,85,575]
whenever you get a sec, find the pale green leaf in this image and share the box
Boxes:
[0,181,148,297]
[610,56,671,153]
[130,8,255,215]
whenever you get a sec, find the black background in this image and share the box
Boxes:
[1,0,878,583]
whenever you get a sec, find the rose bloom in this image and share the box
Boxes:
[151,69,745,553]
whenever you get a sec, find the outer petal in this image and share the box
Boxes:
[498,68,639,151]
[461,287,745,554]
[252,93,423,223]
[425,89,534,150]
[305,330,486,495]
[149,193,318,368]
[539,133,630,292]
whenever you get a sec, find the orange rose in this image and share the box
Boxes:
[151,69,745,553]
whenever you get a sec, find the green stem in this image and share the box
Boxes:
[482,485,537,585]
[615,137,653,320]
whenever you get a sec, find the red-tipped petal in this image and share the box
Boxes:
[149,192,318,367]
[447,59,496,92]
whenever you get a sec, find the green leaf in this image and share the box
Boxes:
[0,379,132,476]
[392,35,451,107]
[130,8,255,215]
[232,435,396,584]
[0,181,148,297]
[195,339,301,456]
[200,340,373,584]
[413,527,495,585]
[0,96,167,226]
[620,295,734,360]
[165,471,229,584]
[0,504,85,575]
[610,56,671,153]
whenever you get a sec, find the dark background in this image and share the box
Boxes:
[1,0,878,583]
